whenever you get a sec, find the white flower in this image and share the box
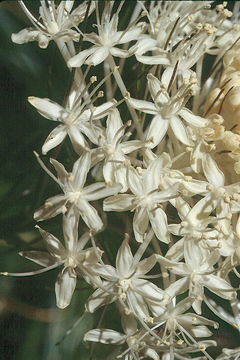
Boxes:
[85,234,163,319]
[34,152,121,232]
[19,209,101,309]
[104,160,179,243]
[68,1,144,67]
[216,347,240,360]
[157,239,236,314]
[84,314,160,360]
[153,296,218,340]
[28,93,115,154]
[128,72,208,148]
[92,108,142,192]
[12,1,95,49]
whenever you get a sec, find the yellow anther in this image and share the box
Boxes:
[192,316,197,324]
[61,205,67,214]
[226,213,232,220]
[177,339,184,345]
[124,308,131,315]
[90,76,97,83]
[162,272,169,278]
[146,317,154,324]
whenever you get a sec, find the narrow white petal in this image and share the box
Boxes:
[179,109,209,127]
[28,97,65,121]
[145,115,169,148]
[165,237,184,261]
[90,264,117,281]
[127,166,143,195]
[85,284,116,313]
[72,152,91,189]
[77,200,103,231]
[63,208,79,252]
[68,124,88,154]
[81,101,116,120]
[118,24,143,44]
[136,54,170,66]
[34,194,66,221]
[106,108,123,144]
[149,207,170,243]
[42,125,67,154]
[68,47,96,67]
[202,154,225,187]
[170,116,193,146]
[84,329,125,344]
[37,227,65,258]
[84,182,121,201]
[80,122,104,145]
[128,98,157,114]
[120,140,142,154]
[203,274,236,300]
[136,255,156,276]
[147,73,168,104]
[20,251,57,267]
[110,47,129,58]
[50,158,68,185]
[55,268,77,309]
[116,237,134,277]
[86,46,109,66]
[103,194,135,211]
[133,207,149,242]
[133,279,164,302]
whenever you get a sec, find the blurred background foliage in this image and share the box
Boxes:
[0,1,239,360]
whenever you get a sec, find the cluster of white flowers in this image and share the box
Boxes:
[2,1,240,359]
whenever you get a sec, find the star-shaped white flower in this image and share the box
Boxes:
[85,234,163,319]
[104,160,179,243]
[28,93,115,154]
[34,152,121,232]
[128,72,208,148]
[12,1,95,49]
[92,109,143,192]
[68,2,144,67]
[2,209,102,309]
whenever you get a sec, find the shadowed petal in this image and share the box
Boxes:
[42,125,67,154]
[55,267,77,309]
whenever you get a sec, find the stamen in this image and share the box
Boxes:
[118,12,144,42]
[167,60,179,94]
[204,296,237,328]
[218,85,234,115]
[164,17,180,50]
[178,324,214,360]
[89,233,105,266]
[33,151,62,187]
[0,262,61,277]
[19,1,45,31]
[56,311,86,345]
[203,78,232,117]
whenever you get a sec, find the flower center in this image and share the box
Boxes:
[118,278,131,292]
[136,195,151,208]
[47,21,59,35]
[103,143,116,157]
[67,191,81,203]
[64,254,77,268]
